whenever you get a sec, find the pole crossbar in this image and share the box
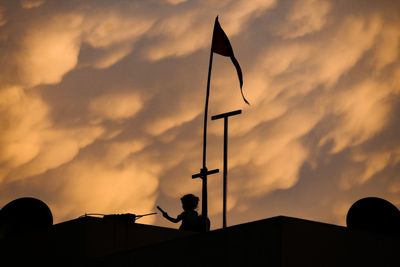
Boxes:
[192,168,220,179]
[191,167,219,232]
[211,109,242,120]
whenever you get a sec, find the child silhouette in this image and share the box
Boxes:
[158,194,200,232]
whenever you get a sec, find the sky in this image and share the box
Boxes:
[0,0,399,230]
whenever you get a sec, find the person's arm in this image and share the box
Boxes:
[157,206,181,223]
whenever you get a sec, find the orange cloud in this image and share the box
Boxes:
[54,157,160,224]
[321,80,391,153]
[0,86,48,173]
[19,13,82,86]
[0,6,6,27]
[1,1,400,229]
[145,0,276,60]
[89,92,143,121]
[0,86,104,182]
[276,0,331,39]
[21,0,45,9]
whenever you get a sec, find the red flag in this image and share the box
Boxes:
[211,16,249,105]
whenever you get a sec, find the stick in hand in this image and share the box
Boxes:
[157,206,167,215]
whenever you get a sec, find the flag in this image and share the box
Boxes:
[211,16,249,105]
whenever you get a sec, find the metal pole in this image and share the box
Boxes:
[203,50,214,169]
[192,168,219,232]
[211,109,242,229]
[200,50,214,228]
[223,117,228,228]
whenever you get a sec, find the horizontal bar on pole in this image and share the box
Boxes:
[192,168,220,179]
[211,109,242,120]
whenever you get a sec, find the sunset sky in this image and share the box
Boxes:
[1,0,399,230]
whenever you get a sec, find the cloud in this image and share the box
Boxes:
[21,0,45,9]
[0,86,48,174]
[89,92,143,121]
[52,153,160,224]
[144,101,200,136]
[144,0,276,60]
[18,13,82,86]
[0,6,6,27]
[4,3,156,87]
[0,86,104,182]
[82,11,154,49]
[165,0,187,5]
[371,24,400,70]
[259,14,382,97]
[1,0,400,229]
[225,105,321,199]
[321,80,392,153]
[276,0,331,39]
[9,126,104,181]
[89,45,133,69]
[339,150,391,190]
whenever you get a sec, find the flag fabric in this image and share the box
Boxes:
[211,16,249,105]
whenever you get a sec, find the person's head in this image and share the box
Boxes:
[180,194,199,211]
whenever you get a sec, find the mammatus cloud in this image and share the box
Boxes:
[89,92,143,121]
[0,0,399,228]
[321,79,391,153]
[276,0,331,39]
[0,86,104,182]
[19,14,82,86]
[144,0,276,60]
[0,7,6,27]
[52,150,160,221]
[21,0,45,10]
[0,86,48,179]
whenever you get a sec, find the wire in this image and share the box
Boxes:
[79,212,157,220]
[135,212,157,220]
[78,213,106,218]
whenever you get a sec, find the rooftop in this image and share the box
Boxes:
[2,215,399,266]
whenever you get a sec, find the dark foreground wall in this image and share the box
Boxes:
[1,216,399,266]
[94,216,400,267]
[0,216,193,266]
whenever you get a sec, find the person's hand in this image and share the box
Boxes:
[157,206,168,217]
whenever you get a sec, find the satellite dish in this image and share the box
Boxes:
[0,197,53,238]
[346,197,400,235]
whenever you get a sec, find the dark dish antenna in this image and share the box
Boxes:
[346,196,400,235]
[0,197,53,238]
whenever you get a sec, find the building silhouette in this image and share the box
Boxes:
[1,209,400,266]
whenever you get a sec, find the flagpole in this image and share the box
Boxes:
[194,16,246,231]
[203,47,214,169]
[199,45,214,226]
